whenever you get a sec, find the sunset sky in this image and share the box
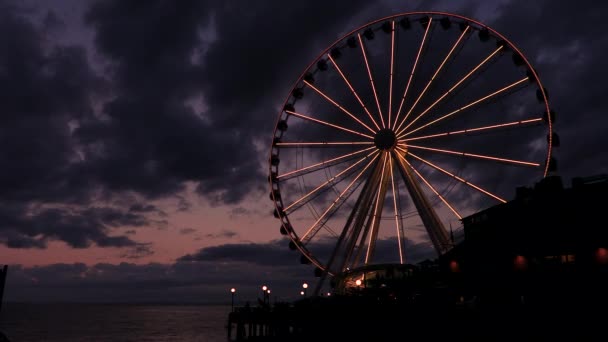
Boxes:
[1,0,607,303]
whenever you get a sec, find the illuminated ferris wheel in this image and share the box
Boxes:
[268,12,557,278]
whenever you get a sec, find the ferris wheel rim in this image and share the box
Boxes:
[268,11,553,276]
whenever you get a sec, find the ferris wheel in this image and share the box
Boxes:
[268,12,557,278]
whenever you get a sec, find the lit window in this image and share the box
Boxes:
[560,254,575,264]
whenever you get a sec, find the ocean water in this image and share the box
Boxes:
[0,303,231,342]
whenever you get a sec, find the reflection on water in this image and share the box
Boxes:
[0,303,230,342]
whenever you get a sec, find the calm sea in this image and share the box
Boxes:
[0,303,231,342]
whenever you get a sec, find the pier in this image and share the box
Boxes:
[229,175,608,340]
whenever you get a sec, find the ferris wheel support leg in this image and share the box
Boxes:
[348,154,391,269]
[393,151,451,255]
[341,158,385,270]
[351,189,383,269]
[312,158,381,296]
[364,157,391,265]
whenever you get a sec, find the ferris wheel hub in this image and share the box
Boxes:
[374,128,397,150]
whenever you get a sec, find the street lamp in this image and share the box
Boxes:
[262,285,268,305]
[230,288,236,312]
[302,283,308,297]
[300,291,305,296]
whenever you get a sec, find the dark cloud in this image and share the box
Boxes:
[178,239,295,266]
[120,243,154,259]
[179,237,434,267]
[128,204,158,213]
[203,229,238,239]
[0,205,148,249]
[73,0,258,203]
[179,227,196,235]
[4,258,313,303]
[486,0,608,178]
[0,2,145,250]
[0,4,102,205]
[73,0,375,205]
[3,237,434,302]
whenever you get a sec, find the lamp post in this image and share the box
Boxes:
[262,285,268,305]
[300,291,305,296]
[230,288,236,312]
[302,283,308,297]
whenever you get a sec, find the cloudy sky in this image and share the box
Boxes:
[1,0,607,303]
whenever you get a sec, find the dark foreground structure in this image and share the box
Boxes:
[0,265,9,342]
[228,175,608,340]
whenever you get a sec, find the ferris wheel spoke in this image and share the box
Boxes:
[283,151,378,213]
[406,144,540,167]
[285,110,374,139]
[365,152,390,265]
[270,13,553,274]
[396,153,462,220]
[278,147,375,180]
[388,21,396,128]
[388,157,404,264]
[275,142,374,147]
[300,162,379,249]
[328,55,381,130]
[399,77,529,138]
[300,153,380,242]
[396,45,505,135]
[394,26,471,132]
[392,17,433,130]
[358,33,385,128]
[303,80,376,134]
[402,117,543,142]
[406,150,507,203]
